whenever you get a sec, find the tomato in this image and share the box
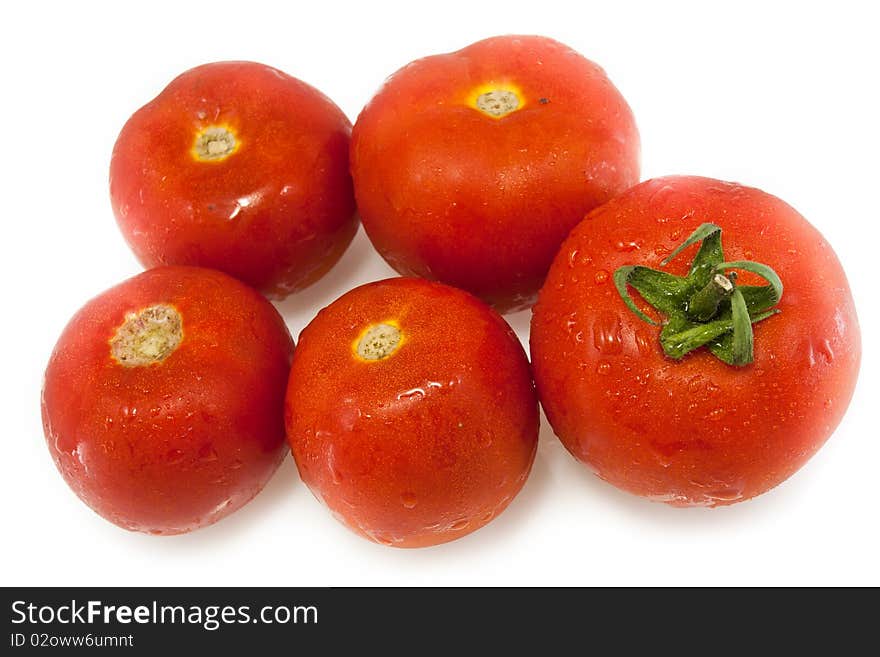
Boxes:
[530,176,860,506]
[351,35,640,313]
[41,266,294,534]
[110,61,357,299]
[285,277,538,547]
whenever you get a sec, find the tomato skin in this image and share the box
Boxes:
[285,278,538,547]
[110,61,357,299]
[351,35,640,313]
[41,266,294,534]
[530,176,861,506]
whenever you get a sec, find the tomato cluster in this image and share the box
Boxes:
[42,35,860,547]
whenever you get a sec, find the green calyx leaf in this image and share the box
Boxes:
[613,223,783,367]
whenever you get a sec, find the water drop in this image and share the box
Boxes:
[397,388,426,401]
[818,339,834,363]
[596,362,611,375]
[706,407,725,422]
[401,492,418,509]
[634,329,653,355]
[479,430,494,448]
[614,240,641,252]
[198,444,219,462]
[649,184,676,204]
[449,518,470,531]
[592,312,623,355]
[707,486,744,502]
[594,270,609,285]
[166,448,185,465]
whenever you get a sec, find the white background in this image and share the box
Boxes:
[2,1,877,586]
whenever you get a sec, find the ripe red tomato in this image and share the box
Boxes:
[41,266,294,534]
[110,61,357,299]
[285,278,538,547]
[531,176,860,506]
[351,35,640,313]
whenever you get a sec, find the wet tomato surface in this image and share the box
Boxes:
[531,176,860,506]
[41,266,294,534]
[351,35,640,312]
[285,277,538,547]
[110,61,357,299]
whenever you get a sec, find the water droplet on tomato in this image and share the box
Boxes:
[594,270,609,285]
[649,184,675,204]
[397,388,426,401]
[706,407,726,422]
[596,362,611,375]
[479,430,494,448]
[401,492,418,509]
[614,240,641,252]
[449,518,470,531]
[166,448,185,465]
[592,312,623,355]
[198,444,219,462]
[706,486,744,502]
[634,329,653,355]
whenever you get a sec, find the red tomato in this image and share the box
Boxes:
[285,278,538,547]
[531,176,860,506]
[351,35,640,313]
[41,266,294,534]
[110,61,357,299]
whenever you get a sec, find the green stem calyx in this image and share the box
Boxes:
[613,223,783,366]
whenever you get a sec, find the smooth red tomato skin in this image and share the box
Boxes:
[41,266,294,534]
[285,278,538,547]
[110,61,357,299]
[351,35,640,313]
[531,176,860,506]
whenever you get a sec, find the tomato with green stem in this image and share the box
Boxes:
[530,176,860,506]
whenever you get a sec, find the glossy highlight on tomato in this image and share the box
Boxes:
[285,278,539,547]
[531,176,860,506]
[110,61,357,299]
[41,266,294,534]
[351,35,640,312]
